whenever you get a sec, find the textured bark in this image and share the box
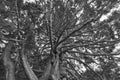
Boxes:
[51,54,60,80]
[39,60,52,80]
[3,41,15,80]
[21,49,38,80]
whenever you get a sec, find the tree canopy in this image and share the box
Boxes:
[0,0,120,80]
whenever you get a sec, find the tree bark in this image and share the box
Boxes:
[51,54,60,80]
[39,59,52,80]
[21,48,38,80]
[3,41,15,80]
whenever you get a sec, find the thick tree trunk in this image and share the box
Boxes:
[51,54,60,80]
[3,41,15,80]
[39,60,52,80]
[21,48,38,80]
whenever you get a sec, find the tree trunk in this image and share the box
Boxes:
[3,41,15,80]
[39,59,52,80]
[38,54,60,80]
[21,48,38,80]
[51,54,60,80]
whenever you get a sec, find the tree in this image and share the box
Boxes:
[0,0,120,80]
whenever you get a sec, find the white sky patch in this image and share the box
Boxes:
[100,3,120,22]
[86,49,93,54]
[99,15,108,22]
[112,42,120,53]
[90,63,100,71]
[24,0,36,3]
[0,43,5,48]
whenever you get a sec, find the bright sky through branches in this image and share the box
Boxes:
[100,3,120,21]
[24,0,120,22]
[24,0,36,3]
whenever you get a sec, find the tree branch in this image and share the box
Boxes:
[15,0,21,29]
[65,57,103,80]
[66,60,82,80]
[21,45,38,80]
[3,41,15,80]
[55,0,116,48]
[55,15,100,48]
[67,51,120,57]
[48,0,53,54]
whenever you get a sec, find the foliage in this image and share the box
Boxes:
[0,0,120,80]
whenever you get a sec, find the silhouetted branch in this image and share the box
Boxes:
[65,57,103,80]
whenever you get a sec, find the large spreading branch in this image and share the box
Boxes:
[48,0,53,54]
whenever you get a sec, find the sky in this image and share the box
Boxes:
[100,3,120,22]
[24,0,36,3]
